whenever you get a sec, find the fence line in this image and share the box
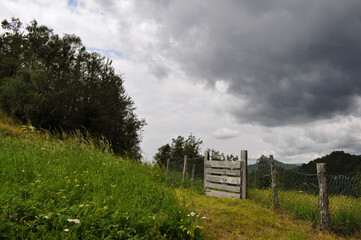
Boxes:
[248,156,361,234]
[164,151,361,234]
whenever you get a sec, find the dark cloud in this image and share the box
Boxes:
[151,0,361,126]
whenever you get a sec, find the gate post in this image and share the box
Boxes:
[241,150,248,199]
[204,150,209,194]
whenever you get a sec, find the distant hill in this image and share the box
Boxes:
[248,157,298,172]
[300,151,361,177]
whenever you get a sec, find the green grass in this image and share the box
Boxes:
[248,188,361,234]
[168,170,204,194]
[177,189,351,240]
[0,134,200,239]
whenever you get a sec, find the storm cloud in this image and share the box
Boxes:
[4,0,361,162]
[103,0,361,127]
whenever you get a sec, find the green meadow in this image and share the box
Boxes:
[0,133,200,239]
[249,188,361,234]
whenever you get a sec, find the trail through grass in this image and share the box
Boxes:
[177,189,361,240]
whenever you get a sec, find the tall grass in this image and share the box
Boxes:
[167,170,204,194]
[0,134,200,239]
[248,188,361,234]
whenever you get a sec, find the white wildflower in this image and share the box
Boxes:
[67,218,80,224]
[187,211,196,217]
[44,216,49,219]
[201,216,207,219]
[64,229,69,232]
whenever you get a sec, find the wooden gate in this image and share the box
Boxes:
[204,150,248,199]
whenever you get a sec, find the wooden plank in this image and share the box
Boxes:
[206,190,241,199]
[206,182,241,193]
[207,175,241,185]
[205,161,241,169]
[206,168,241,176]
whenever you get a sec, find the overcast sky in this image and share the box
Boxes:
[2,0,361,163]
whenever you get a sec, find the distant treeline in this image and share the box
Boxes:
[300,151,361,177]
[0,18,145,159]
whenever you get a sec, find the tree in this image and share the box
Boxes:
[154,144,172,167]
[0,18,145,160]
[154,134,203,166]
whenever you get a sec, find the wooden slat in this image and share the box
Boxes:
[206,168,241,176]
[206,182,241,193]
[206,190,241,199]
[205,161,241,169]
[207,175,241,185]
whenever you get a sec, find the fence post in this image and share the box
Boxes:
[182,155,187,186]
[166,158,170,185]
[270,155,279,210]
[241,150,248,199]
[204,150,209,194]
[317,163,330,231]
[191,163,195,182]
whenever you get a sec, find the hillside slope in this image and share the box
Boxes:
[0,134,198,239]
[178,190,358,240]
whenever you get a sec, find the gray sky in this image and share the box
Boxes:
[2,0,361,163]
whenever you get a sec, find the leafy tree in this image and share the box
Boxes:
[0,18,145,160]
[154,134,203,166]
[154,144,172,167]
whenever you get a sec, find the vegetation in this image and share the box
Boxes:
[300,151,361,177]
[0,17,145,159]
[249,188,361,235]
[178,189,353,240]
[154,134,203,166]
[0,132,200,239]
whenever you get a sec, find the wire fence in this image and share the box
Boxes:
[247,157,361,234]
[164,154,361,233]
[167,157,204,194]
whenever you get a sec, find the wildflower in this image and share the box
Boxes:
[75,178,78,183]
[86,171,88,173]
[74,171,76,174]
[180,219,183,222]
[179,211,181,213]
[185,204,189,207]
[83,171,85,173]
[67,219,80,224]
[44,216,49,219]
[22,170,25,172]
[201,216,207,219]
[64,229,69,232]
[187,212,196,217]
[84,184,86,187]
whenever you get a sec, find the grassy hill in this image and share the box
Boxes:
[1,117,359,239]
[0,131,199,239]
